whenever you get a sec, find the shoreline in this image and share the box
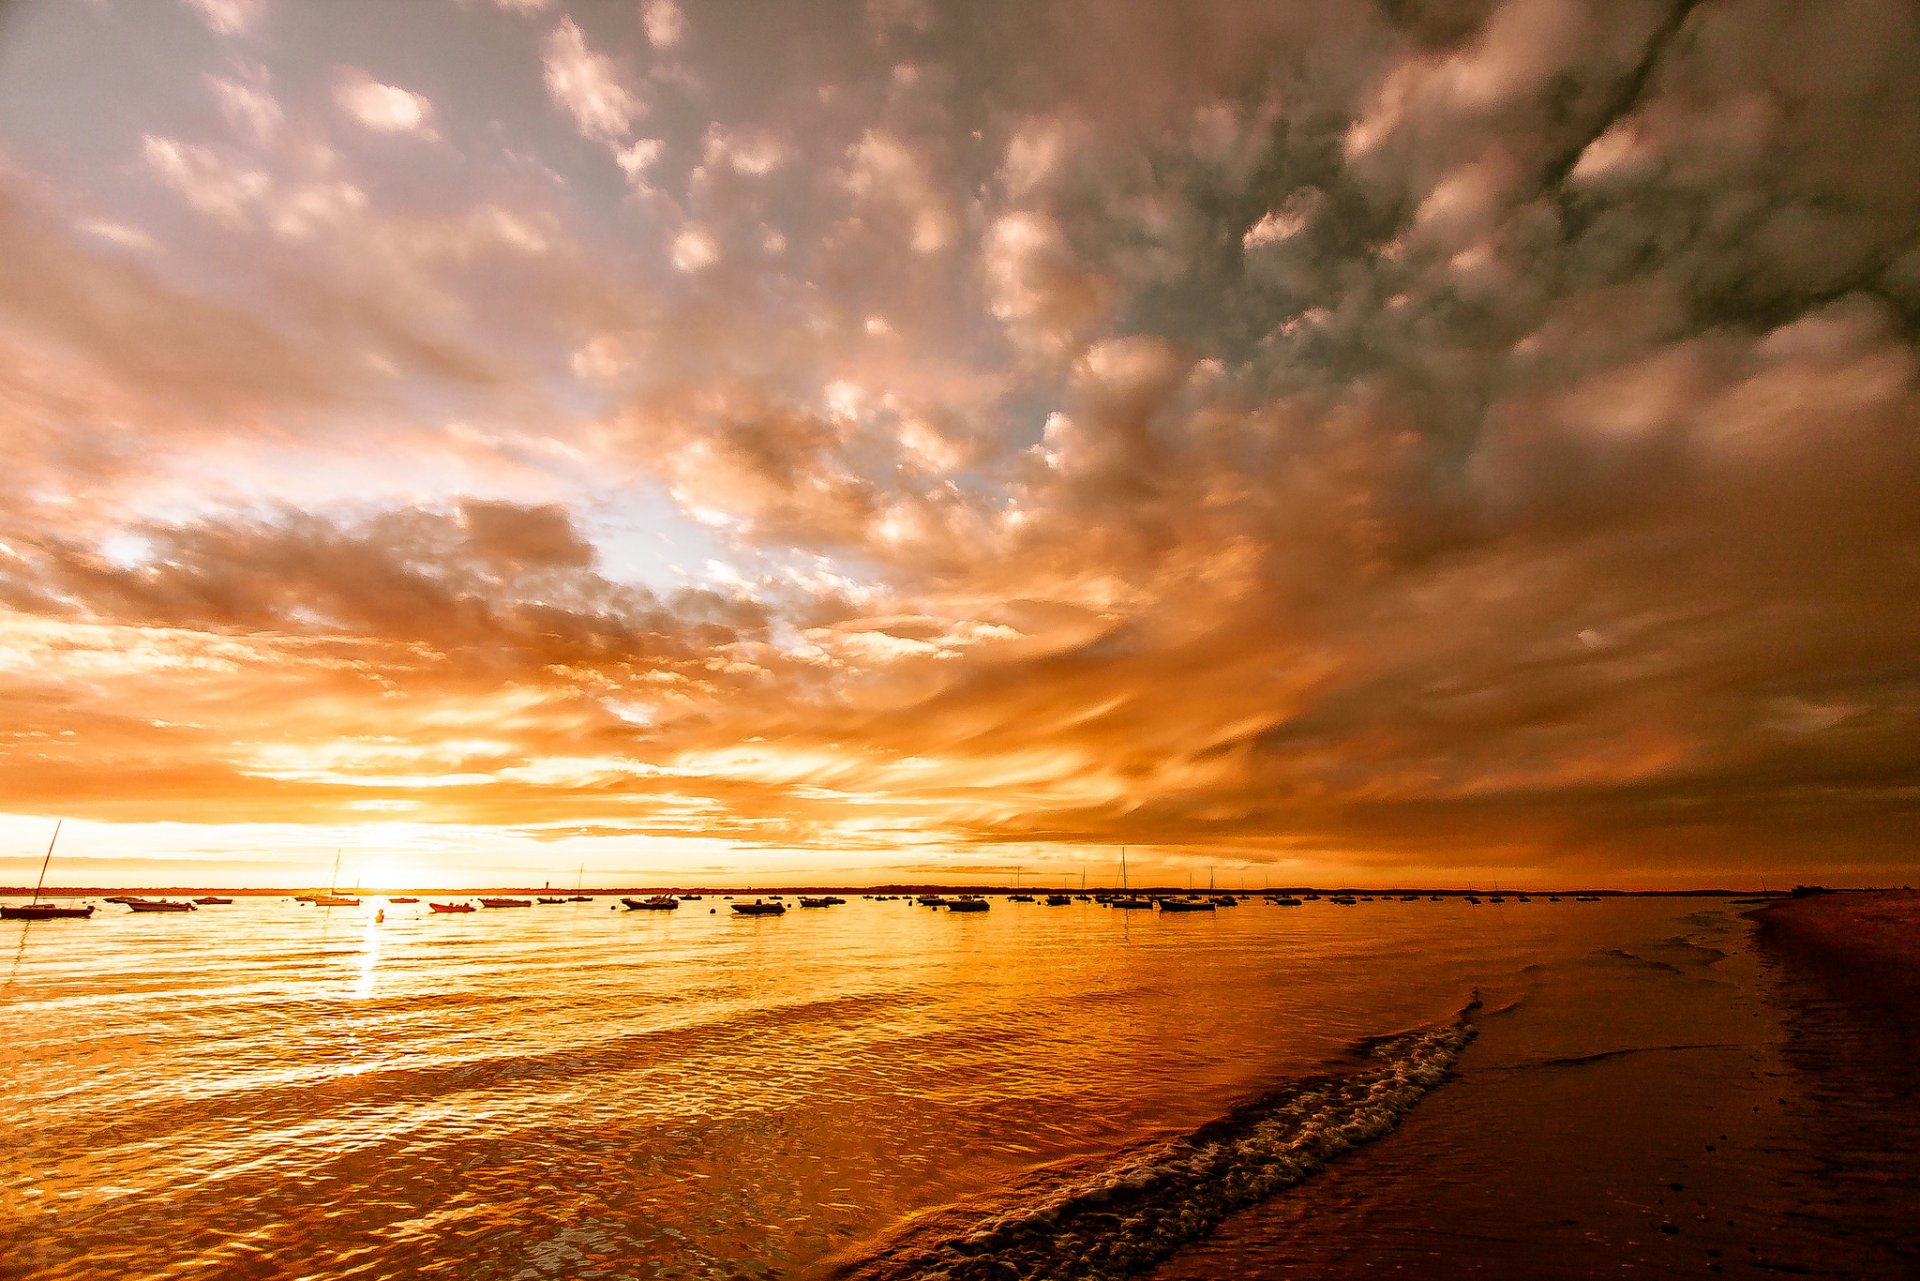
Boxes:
[1749,889,1920,1029]
[2,884,1787,898]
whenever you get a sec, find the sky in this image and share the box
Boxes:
[0,0,1916,890]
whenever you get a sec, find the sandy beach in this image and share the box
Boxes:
[1148,897,1920,1280]
[1750,890,1920,1028]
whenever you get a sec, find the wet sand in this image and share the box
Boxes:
[1750,890,1920,1034]
[1149,901,1920,1280]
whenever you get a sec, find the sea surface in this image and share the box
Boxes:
[3,894,1916,1280]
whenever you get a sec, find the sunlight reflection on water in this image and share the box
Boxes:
[1,894,1722,1280]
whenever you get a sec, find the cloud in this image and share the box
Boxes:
[643,0,685,50]
[541,17,643,146]
[332,70,437,138]
[5,0,1920,884]
[182,0,264,37]
[982,211,1110,358]
[207,68,282,145]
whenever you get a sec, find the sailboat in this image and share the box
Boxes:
[1111,848,1152,910]
[568,864,592,901]
[311,850,361,907]
[2,821,95,920]
[1160,869,1214,911]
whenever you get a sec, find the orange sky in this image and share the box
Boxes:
[2,0,1918,890]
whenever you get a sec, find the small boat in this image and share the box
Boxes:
[1271,896,1303,906]
[946,896,989,912]
[731,900,785,915]
[798,897,835,907]
[1110,849,1152,910]
[1329,895,1358,905]
[538,897,567,905]
[480,897,532,908]
[1045,894,1071,905]
[622,896,679,910]
[127,899,196,912]
[1159,897,1214,912]
[311,851,358,907]
[429,901,475,913]
[3,823,97,921]
[390,896,420,904]
[3,902,95,920]
[193,896,233,905]
[1209,895,1237,907]
[105,894,143,904]
[1009,893,1035,903]
[568,895,592,902]
[918,895,945,906]
[678,894,703,901]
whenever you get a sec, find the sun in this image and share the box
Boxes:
[349,854,427,892]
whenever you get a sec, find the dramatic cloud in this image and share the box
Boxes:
[2,0,1918,888]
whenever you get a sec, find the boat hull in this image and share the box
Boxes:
[2,904,95,920]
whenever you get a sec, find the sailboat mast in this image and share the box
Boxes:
[30,819,62,906]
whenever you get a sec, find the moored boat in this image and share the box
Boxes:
[193,896,233,905]
[479,897,532,908]
[3,823,96,921]
[127,899,196,912]
[390,896,420,904]
[3,902,95,920]
[429,901,475,913]
[731,900,785,915]
[622,895,679,910]
[1160,897,1215,912]
[947,896,989,912]
[538,897,567,904]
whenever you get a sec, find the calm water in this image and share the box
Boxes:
[3,895,1910,1279]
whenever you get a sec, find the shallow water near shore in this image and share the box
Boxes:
[4,895,1914,1279]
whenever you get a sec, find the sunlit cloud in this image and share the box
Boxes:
[332,70,437,139]
[541,17,643,147]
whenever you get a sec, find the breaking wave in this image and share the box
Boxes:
[839,997,1479,1281]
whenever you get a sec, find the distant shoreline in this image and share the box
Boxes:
[2,885,1829,898]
